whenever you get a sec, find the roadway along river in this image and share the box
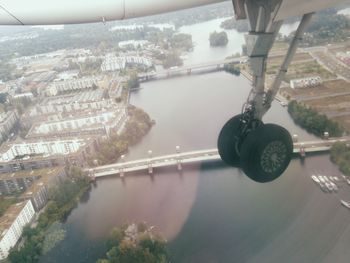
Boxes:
[41,19,350,263]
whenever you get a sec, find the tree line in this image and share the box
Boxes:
[288,100,345,137]
[330,142,350,176]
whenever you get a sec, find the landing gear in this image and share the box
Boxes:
[219,0,314,182]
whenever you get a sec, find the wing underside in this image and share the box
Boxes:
[0,0,349,25]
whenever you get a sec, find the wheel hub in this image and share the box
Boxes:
[260,141,287,174]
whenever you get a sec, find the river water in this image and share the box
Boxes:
[40,19,350,263]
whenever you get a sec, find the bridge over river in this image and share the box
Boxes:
[86,137,350,178]
[138,57,247,82]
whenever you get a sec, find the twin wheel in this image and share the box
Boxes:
[218,115,293,183]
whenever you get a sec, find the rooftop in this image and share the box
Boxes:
[0,201,29,237]
[42,90,106,105]
[0,167,64,181]
[20,167,65,200]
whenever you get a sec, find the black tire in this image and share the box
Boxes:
[240,123,293,183]
[217,114,243,167]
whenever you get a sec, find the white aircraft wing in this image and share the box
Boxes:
[275,0,350,20]
[0,0,349,25]
[0,0,225,25]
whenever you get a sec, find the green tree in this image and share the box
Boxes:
[209,31,228,47]
[126,73,140,90]
[162,51,183,69]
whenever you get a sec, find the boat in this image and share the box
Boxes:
[325,182,333,192]
[347,179,350,186]
[318,176,325,183]
[341,200,350,209]
[330,182,338,192]
[311,175,320,183]
[323,176,329,182]
[319,183,328,193]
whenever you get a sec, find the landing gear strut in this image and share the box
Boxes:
[218,0,314,183]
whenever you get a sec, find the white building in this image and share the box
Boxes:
[0,139,86,162]
[56,70,79,81]
[290,76,322,89]
[118,40,149,49]
[0,111,19,141]
[11,92,34,102]
[101,55,153,72]
[27,108,127,138]
[0,200,35,260]
[47,76,99,96]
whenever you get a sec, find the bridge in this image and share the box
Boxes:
[86,137,350,178]
[138,57,247,82]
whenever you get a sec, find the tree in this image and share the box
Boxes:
[126,73,140,90]
[162,51,183,69]
[170,33,193,51]
[209,31,228,47]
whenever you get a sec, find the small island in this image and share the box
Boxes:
[97,222,169,263]
[209,31,229,47]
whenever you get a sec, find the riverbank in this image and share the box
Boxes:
[330,142,350,177]
[288,100,345,137]
[8,167,91,263]
[87,105,154,166]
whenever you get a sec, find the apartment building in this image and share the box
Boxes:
[0,200,35,260]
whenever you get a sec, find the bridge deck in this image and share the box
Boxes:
[87,137,350,178]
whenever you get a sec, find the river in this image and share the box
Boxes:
[40,19,350,263]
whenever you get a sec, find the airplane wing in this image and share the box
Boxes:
[0,0,225,25]
[0,0,349,26]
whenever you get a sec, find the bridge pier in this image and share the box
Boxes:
[148,164,153,174]
[175,146,182,171]
[177,160,182,171]
[148,150,153,174]
[299,147,306,158]
[120,155,125,177]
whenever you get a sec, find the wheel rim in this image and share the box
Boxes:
[260,140,288,174]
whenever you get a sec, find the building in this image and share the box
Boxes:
[0,167,65,196]
[0,200,35,260]
[290,76,322,89]
[118,40,149,49]
[26,107,128,139]
[0,138,96,173]
[101,54,153,72]
[0,111,19,141]
[56,70,80,81]
[19,167,66,211]
[21,90,112,127]
[10,92,34,103]
[47,76,99,96]
[336,51,350,66]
